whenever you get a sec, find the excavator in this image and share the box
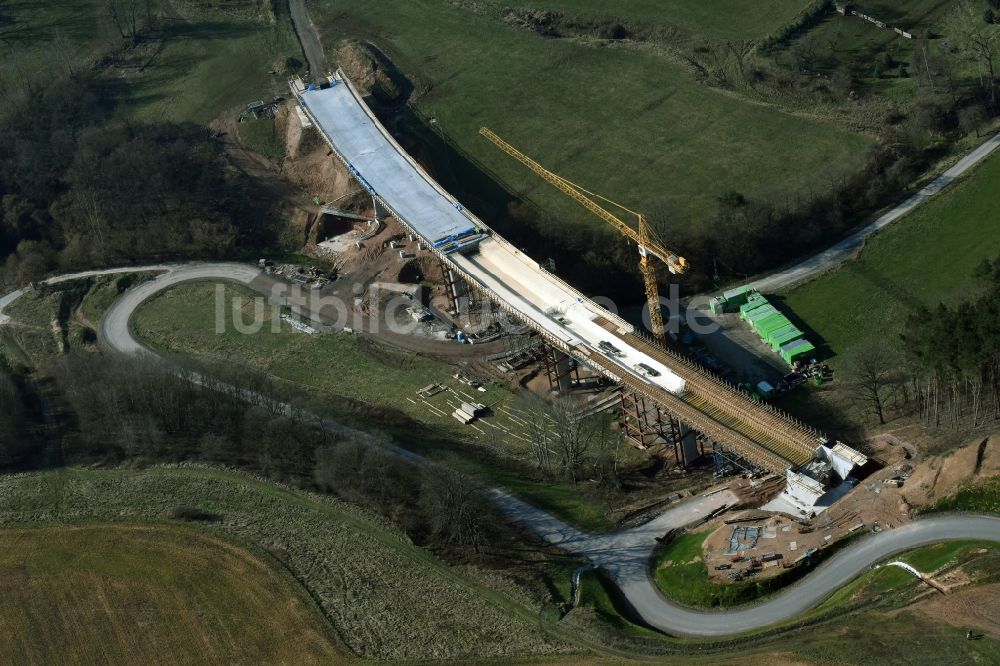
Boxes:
[479,127,688,342]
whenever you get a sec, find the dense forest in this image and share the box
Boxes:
[904,255,1000,429]
[0,352,505,555]
[0,74,277,287]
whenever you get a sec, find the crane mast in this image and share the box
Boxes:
[479,127,688,341]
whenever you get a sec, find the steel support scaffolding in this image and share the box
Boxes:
[711,441,762,476]
[618,392,703,465]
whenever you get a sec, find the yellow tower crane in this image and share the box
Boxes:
[479,127,688,341]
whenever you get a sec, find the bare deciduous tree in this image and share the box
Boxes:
[419,464,498,553]
[107,0,155,46]
[515,391,556,473]
[948,0,999,105]
[726,39,756,82]
[840,339,903,424]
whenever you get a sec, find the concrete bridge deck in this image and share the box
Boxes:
[295,72,821,474]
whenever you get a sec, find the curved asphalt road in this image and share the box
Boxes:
[4,263,1000,637]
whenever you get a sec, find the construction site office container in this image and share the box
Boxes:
[739,293,768,311]
[756,316,787,337]
[710,297,726,315]
[758,314,792,336]
[722,285,755,309]
[740,299,771,320]
[780,339,816,365]
[748,313,780,334]
[769,324,802,345]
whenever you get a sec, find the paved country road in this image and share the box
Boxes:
[747,129,1000,294]
[3,263,1000,637]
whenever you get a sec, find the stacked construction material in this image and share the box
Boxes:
[739,291,816,366]
[452,401,486,424]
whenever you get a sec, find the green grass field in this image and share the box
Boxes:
[0,466,575,662]
[0,524,344,664]
[311,0,872,235]
[0,0,299,126]
[777,0,956,100]
[0,0,112,92]
[782,150,1000,361]
[131,281,514,438]
[120,3,299,125]
[130,281,621,531]
[653,530,767,607]
[237,117,287,161]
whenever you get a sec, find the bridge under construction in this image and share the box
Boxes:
[292,72,832,476]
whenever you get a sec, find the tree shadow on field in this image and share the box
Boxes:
[382,101,637,298]
[158,19,257,43]
[766,294,833,361]
[849,260,925,314]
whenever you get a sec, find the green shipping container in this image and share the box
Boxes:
[710,297,726,315]
[780,339,816,365]
[744,304,777,325]
[770,328,803,351]
[722,285,755,309]
[765,323,799,345]
[754,313,788,335]
[740,296,770,319]
[760,314,792,334]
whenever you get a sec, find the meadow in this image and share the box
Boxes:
[781,150,1000,360]
[130,280,622,530]
[0,0,300,126]
[461,0,814,39]
[0,466,576,662]
[0,523,344,664]
[310,0,873,239]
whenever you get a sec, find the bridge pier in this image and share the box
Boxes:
[543,345,579,393]
[372,197,392,222]
[440,261,468,315]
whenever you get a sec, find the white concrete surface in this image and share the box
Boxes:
[298,73,689,396]
[300,80,479,242]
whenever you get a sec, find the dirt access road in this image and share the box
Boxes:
[289,0,329,77]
